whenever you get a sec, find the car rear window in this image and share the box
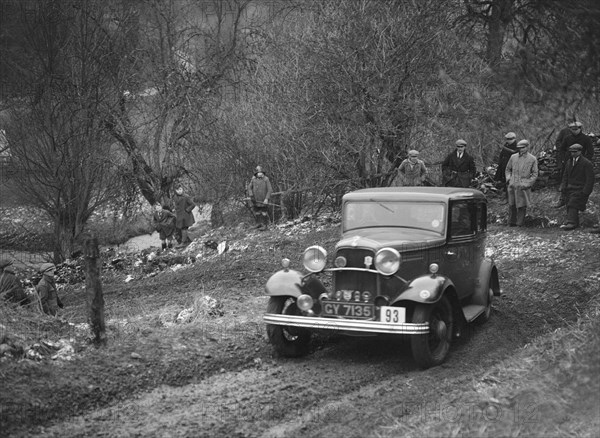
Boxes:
[343,201,446,234]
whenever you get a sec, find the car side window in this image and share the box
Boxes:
[449,201,474,237]
[477,202,487,232]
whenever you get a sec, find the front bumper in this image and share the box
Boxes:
[263,314,429,335]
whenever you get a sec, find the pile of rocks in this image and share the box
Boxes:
[0,321,78,362]
[535,149,561,189]
[592,141,600,177]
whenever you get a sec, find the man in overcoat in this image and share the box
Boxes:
[559,144,595,230]
[36,263,60,316]
[397,150,427,186]
[247,166,273,230]
[556,122,594,183]
[505,140,539,227]
[173,185,196,245]
[494,132,518,192]
[442,139,476,188]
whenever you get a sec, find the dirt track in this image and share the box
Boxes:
[19,225,599,438]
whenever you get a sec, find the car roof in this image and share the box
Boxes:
[342,187,486,202]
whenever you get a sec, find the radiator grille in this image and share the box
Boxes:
[333,270,377,298]
[336,248,374,268]
[334,248,377,300]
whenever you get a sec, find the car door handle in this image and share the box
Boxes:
[444,250,458,260]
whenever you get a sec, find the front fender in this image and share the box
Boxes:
[392,274,452,304]
[265,269,303,298]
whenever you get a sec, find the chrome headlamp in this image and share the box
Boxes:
[374,248,401,276]
[297,294,314,311]
[303,245,328,273]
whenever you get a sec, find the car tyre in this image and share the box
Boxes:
[266,296,311,357]
[411,296,453,369]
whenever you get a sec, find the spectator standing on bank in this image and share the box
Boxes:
[554,123,572,156]
[36,263,61,316]
[0,258,29,306]
[494,132,518,192]
[554,122,594,207]
[153,204,176,250]
[247,165,273,230]
[554,121,575,179]
[505,140,538,227]
[397,150,427,186]
[173,185,196,246]
[558,121,594,171]
[559,144,595,230]
[442,139,476,188]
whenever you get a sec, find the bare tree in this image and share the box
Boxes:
[457,0,600,91]
[241,0,492,192]
[1,0,124,262]
[100,0,271,206]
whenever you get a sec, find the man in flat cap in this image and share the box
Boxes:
[247,165,273,230]
[505,140,538,226]
[0,258,29,306]
[397,149,428,186]
[442,139,476,188]
[36,263,61,316]
[554,121,573,154]
[494,132,519,193]
[558,122,594,177]
[559,143,595,230]
[172,184,196,246]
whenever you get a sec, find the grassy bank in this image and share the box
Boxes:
[382,295,600,437]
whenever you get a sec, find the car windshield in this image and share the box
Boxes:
[343,201,446,234]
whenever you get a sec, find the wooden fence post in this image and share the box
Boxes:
[84,235,106,346]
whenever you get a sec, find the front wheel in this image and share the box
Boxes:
[411,296,453,369]
[266,296,311,357]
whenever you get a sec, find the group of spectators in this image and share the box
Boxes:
[1,175,269,315]
[395,139,478,189]
[0,184,199,316]
[155,166,275,239]
[394,124,597,231]
[493,122,596,230]
[0,259,61,316]
[552,121,597,231]
[152,184,196,251]
[246,123,597,233]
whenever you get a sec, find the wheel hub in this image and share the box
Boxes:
[434,320,447,339]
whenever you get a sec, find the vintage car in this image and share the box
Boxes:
[263,187,500,368]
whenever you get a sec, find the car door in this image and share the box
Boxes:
[445,200,479,299]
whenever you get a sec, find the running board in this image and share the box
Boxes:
[462,304,485,322]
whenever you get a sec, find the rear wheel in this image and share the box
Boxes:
[411,296,453,369]
[266,296,311,357]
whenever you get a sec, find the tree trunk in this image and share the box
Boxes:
[84,235,106,346]
[53,220,76,264]
[105,96,187,207]
[486,0,512,68]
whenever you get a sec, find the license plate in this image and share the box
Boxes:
[379,306,406,323]
[322,301,374,319]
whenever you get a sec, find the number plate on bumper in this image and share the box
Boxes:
[379,306,406,323]
[322,301,374,319]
